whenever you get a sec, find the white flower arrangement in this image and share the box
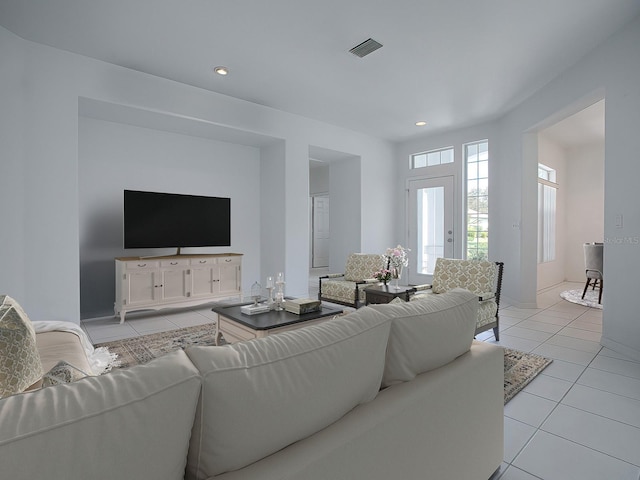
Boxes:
[384,245,410,269]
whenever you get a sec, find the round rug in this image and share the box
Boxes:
[560,288,602,309]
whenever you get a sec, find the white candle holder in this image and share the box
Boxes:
[265,276,275,310]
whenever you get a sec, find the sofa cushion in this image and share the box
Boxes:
[319,279,367,304]
[371,288,478,387]
[185,309,391,479]
[0,295,43,398]
[477,300,499,328]
[0,349,201,480]
[25,330,95,391]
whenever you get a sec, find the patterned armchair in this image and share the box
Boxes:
[318,253,384,308]
[412,258,504,340]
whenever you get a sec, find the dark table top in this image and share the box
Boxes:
[363,284,414,294]
[212,301,343,331]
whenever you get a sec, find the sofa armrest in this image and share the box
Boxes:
[478,292,495,301]
[412,284,432,292]
[358,278,379,284]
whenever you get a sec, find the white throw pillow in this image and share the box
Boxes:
[372,288,478,387]
[185,309,391,479]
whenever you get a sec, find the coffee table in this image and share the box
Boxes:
[212,301,343,344]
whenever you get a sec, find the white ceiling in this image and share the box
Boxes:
[1,0,639,142]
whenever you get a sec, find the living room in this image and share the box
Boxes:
[2,2,640,479]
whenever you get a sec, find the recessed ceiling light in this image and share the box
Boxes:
[415,121,427,126]
[213,66,229,76]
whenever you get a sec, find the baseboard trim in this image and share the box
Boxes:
[600,336,640,362]
[501,296,537,309]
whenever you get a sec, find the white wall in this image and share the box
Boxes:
[0,25,395,322]
[309,164,329,195]
[536,134,567,290]
[260,141,287,292]
[600,17,640,360]
[564,141,605,281]
[0,27,26,306]
[329,157,362,273]
[78,117,262,318]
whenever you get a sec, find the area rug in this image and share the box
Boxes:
[94,323,219,369]
[560,288,603,309]
[503,347,553,404]
[95,324,551,404]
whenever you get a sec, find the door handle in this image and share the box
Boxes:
[447,238,453,243]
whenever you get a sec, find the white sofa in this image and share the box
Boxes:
[0,290,504,480]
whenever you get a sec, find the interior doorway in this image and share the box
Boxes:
[535,99,605,291]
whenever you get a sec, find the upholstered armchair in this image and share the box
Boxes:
[412,258,504,340]
[318,253,385,308]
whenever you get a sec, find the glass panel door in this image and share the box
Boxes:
[408,176,454,285]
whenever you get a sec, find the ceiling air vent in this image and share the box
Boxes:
[349,38,383,58]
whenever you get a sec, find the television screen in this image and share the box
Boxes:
[124,190,231,249]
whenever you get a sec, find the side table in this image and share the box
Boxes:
[364,284,415,305]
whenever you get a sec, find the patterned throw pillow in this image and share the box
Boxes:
[42,361,88,387]
[0,295,44,398]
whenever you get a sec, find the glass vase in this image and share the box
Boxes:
[392,266,402,288]
[275,272,285,311]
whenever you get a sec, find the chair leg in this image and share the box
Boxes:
[582,279,590,299]
[598,279,603,304]
[493,325,500,341]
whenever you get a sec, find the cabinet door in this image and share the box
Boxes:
[160,268,188,302]
[218,264,240,295]
[191,266,215,297]
[127,271,158,306]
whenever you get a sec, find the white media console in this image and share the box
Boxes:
[114,253,242,323]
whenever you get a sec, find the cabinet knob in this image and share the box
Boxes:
[170,262,178,265]
[138,263,147,267]
[200,260,207,264]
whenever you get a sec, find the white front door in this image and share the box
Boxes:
[408,176,455,285]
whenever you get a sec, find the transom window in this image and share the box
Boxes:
[538,163,556,182]
[411,147,454,169]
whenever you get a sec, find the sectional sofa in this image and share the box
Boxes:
[0,289,504,479]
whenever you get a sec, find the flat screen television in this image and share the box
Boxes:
[123,190,231,250]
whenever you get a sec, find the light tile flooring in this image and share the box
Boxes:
[81,307,218,344]
[487,282,640,480]
[81,280,640,480]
